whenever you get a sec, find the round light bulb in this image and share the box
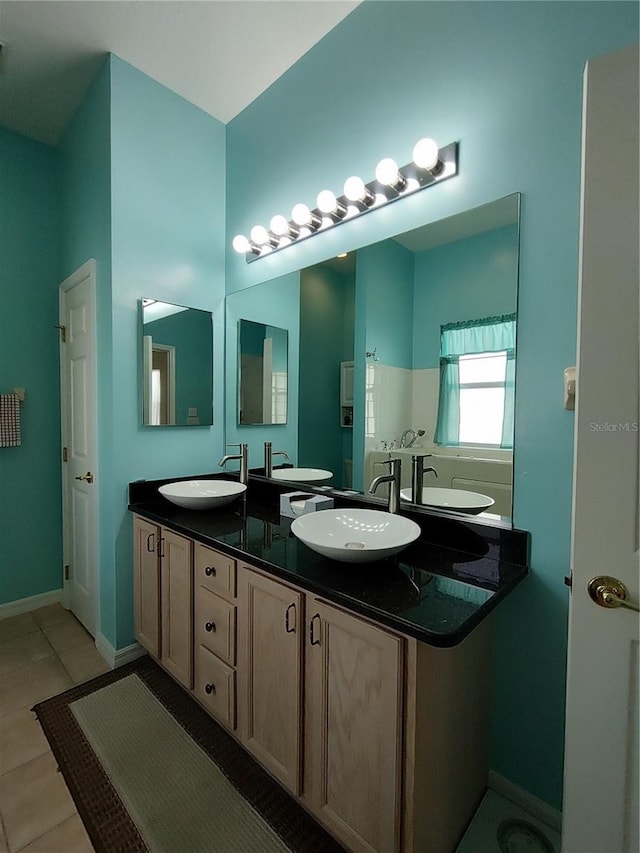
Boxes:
[292,203,312,226]
[317,190,339,214]
[412,138,439,171]
[375,157,401,187]
[270,215,290,236]
[232,234,251,254]
[343,176,366,202]
[250,225,270,245]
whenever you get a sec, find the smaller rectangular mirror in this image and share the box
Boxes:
[238,319,288,425]
[140,298,213,426]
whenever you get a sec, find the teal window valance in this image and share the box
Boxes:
[434,313,516,448]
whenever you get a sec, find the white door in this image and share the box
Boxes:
[59,260,99,636]
[562,44,639,853]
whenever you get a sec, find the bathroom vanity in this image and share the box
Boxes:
[129,475,528,853]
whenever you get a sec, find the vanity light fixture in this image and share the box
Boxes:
[316,189,348,219]
[291,202,322,231]
[375,157,407,191]
[232,136,458,262]
[270,214,300,240]
[232,234,261,256]
[343,175,376,207]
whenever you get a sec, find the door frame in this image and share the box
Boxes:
[59,259,100,636]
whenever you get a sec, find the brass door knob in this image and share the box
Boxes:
[587,576,640,613]
[74,472,94,484]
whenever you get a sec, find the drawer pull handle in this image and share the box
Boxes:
[205,621,216,633]
[205,683,216,695]
[309,613,321,646]
[205,566,217,577]
[146,533,155,553]
[157,537,165,558]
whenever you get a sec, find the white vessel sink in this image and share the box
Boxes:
[158,480,246,510]
[271,467,333,483]
[400,486,494,514]
[291,508,420,563]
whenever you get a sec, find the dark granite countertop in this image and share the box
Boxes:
[129,475,529,648]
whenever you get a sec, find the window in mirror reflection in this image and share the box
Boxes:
[140,299,213,427]
[436,313,516,448]
[238,319,288,425]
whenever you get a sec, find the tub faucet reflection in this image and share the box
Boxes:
[400,428,425,448]
[218,443,249,485]
[400,429,416,448]
[368,458,402,513]
[264,441,290,477]
[410,454,438,505]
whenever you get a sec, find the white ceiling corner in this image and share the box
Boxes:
[0,0,361,146]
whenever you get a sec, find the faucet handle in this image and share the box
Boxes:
[379,457,401,471]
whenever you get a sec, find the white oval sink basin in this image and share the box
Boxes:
[158,480,247,510]
[271,467,333,483]
[400,487,494,514]
[291,508,420,563]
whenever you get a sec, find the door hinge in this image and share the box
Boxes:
[55,324,66,343]
[62,447,68,462]
[64,564,70,581]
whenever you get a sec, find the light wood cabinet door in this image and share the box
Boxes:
[237,567,304,796]
[132,515,161,658]
[160,528,193,689]
[304,599,404,853]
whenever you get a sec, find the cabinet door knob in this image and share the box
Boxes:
[146,533,155,553]
[205,683,216,695]
[205,566,217,577]
[205,621,216,633]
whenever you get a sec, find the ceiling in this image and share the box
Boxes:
[0,0,360,146]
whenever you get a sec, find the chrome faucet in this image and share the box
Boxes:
[400,428,425,448]
[264,441,290,477]
[400,429,416,448]
[410,454,438,505]
[218,443,249,485]
[368,458,402,514]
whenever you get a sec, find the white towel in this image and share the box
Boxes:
[0,394,21,447]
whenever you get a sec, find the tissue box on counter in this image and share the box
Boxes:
[280,491,334,519]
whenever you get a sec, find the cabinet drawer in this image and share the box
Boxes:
[195,585,236,666]
[195,543,236,599]
[194,644,236,729]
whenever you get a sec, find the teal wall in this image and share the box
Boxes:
[0,127,61,604]
[225,1,638,808]
[225,272,300,469]
[359,239,414,370]
[413,224,519,369]
[58,58,114,638]
[299,264,354,485]
[110,56,226,647]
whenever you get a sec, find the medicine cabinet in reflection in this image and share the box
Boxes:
[140,298,213,426]
[238,319,288,425]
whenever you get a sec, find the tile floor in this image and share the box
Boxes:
[0,603,109,852]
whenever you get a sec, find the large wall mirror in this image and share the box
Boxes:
[140,298,213,426]
[225,193,520,523]
[238,319,288,425]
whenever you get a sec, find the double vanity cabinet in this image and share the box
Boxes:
[131,483,528,853]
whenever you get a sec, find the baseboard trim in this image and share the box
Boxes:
[95,633,147,669]
[0,589,63,620]
[488,770,562,832]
